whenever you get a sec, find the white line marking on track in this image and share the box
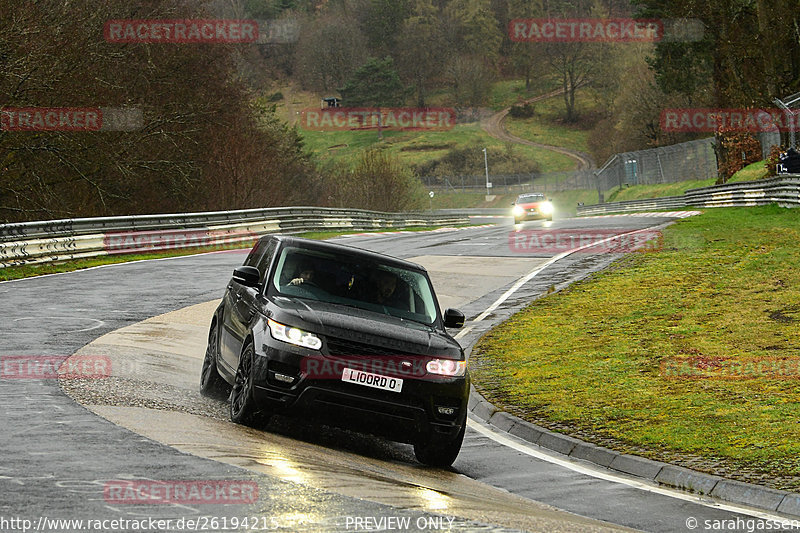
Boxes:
[467,418,796,523]
[471,226,661,323]
[12,317,105,332]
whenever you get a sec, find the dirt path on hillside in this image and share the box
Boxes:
[481,86,595,171]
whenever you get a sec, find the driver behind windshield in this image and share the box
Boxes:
[289,260,315,286]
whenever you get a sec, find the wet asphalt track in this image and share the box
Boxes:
[1,213,787,532]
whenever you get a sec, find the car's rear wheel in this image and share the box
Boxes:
[200,321,228,398]
[230,342,269,427]
[413,419,466,468]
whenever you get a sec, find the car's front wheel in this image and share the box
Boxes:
[413,420,466,468]
[200,321,228,399]
[229,342,269,427]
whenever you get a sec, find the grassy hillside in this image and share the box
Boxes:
[504,88,595,155]
[270,80,580,174]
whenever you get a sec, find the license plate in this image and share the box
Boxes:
[342,368,403,393]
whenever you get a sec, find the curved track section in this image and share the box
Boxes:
[2,216,780,532]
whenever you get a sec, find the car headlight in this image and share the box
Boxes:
[512,205,525,218]
[539,201,553,215]
[426,358,466,377]
[268,318,322,350]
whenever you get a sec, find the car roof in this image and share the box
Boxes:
[518,193,545,198]
[266,235,427,272]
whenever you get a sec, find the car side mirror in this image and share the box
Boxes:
[232,266,260,287]
[443,308,465,328]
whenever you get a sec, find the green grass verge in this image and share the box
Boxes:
[0,226,468,282]
[471,206,800,486]
[300,121,573,173]
[605,179,718,203]
[729,160,769,182]
[603,160,771,203]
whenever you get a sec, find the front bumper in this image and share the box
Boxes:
[514,206,551,221]
[251,342,469,443]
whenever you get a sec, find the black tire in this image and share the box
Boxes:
[513,218,522,225]
[413,420,466,468]
[547,216,553,222]
[229,342,269,427]
[200,321,228,399]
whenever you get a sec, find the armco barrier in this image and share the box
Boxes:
[576,196,688,215]
[0,207,469,268]
[683,176,800,207]
[577,175,800,216]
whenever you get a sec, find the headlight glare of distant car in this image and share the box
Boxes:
[268,318,322,350]
[512,205,525,218]
[426,358,466,377]
[540,201,554,215]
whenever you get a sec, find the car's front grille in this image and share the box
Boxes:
[325,337,418,358]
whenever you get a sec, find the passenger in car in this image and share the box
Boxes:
[370,270,407,310]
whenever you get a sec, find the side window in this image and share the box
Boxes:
[255,241,277,284]
[243,238,277,284]
[243,239,267,269]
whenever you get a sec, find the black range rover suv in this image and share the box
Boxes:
[200,235,468,467]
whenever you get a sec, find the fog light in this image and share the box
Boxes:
[273,372,294,384]
[437,406,456,416]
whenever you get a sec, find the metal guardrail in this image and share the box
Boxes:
[576,196,688,215]
[576,175,800,216]
[683,176,800,207]
[0,207,470,268]
[433,208,508,216]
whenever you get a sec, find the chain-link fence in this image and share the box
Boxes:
[758,131,782,159]
[421,137,717,196]
[420,169,596,194]
[594,137,717,192]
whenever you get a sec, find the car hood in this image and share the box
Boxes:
[270,297,460,357]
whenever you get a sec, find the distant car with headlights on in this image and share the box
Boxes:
[200,235,469,467]
[512,193,553,223]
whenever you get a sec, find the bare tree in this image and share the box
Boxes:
[292,14,368,93]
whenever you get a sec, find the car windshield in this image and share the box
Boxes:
[271,246,439,326]
[517,194,545,203]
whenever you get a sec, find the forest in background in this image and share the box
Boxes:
[1,0,798,222]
